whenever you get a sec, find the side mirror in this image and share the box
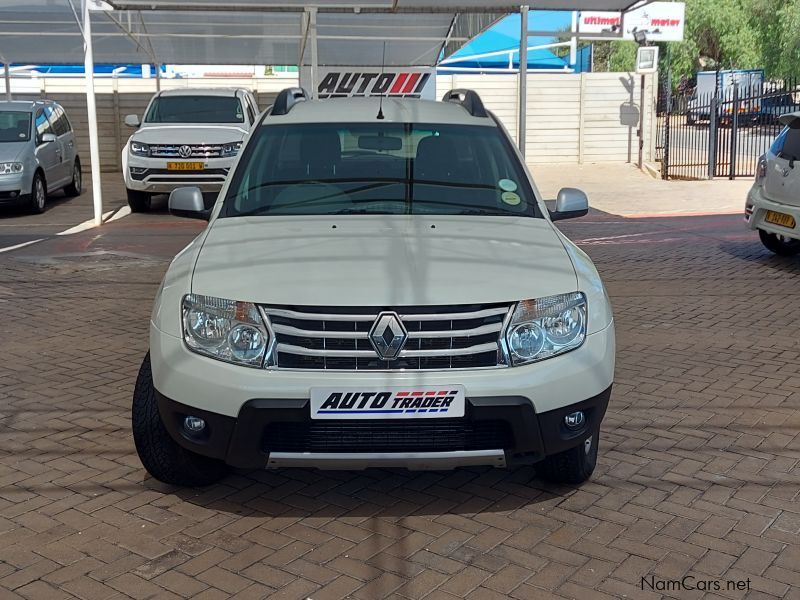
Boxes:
[549,188,589,221]
[124,114,141,128]
[40,133,57,144]
[169,187,210,221]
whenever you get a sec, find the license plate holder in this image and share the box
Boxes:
[765,210,796,229]
[167,161,205,171]
[310,386,466,419]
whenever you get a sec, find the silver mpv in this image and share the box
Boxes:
[0,100,82,213]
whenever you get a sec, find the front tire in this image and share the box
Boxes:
[132,353,229,487]
[536,432,599,484]
[126,188,152,212]
[64,159,82,197]
[759,229,800,256]
[28,172,47,214]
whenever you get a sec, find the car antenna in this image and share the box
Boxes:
[377,42,386,120]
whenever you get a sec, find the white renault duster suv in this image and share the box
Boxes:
[133,88,616,487]
[122,88,260,212]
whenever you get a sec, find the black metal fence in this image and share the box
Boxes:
[657,77,799,180]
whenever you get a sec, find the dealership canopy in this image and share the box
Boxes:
[0,0,655,226]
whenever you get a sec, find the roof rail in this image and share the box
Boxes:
[441,89,488,118]
[270,87,309,116]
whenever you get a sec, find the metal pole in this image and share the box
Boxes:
[83,0,103,226]
[518,5,529,156]
[569,11,578,67]
[4,62,10,101]
[638,73,646,169]
[309,7,318,99]
[155,63,161,91]
[730,82,739,180]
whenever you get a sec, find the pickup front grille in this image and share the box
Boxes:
[262,303,512,370]
[149,143,225,158]
[263,419,514,452]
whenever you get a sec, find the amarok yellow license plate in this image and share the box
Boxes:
[167,162,204,171]
[765,210,796,229]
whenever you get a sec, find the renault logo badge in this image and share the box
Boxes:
[369,312,408,360]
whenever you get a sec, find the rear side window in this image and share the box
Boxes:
[771,125,800,160]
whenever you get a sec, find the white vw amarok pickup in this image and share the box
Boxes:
[122,88,260,212]
[133,88,616,487]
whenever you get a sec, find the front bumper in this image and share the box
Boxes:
[746,185,800,240]
[124,156,234,193]
[0,172,31,203]
[156,385,612,470]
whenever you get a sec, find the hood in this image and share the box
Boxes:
[191,215,578,307]
[0,142,30,162]
[131,124,248,145]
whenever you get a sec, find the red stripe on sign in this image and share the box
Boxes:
[438,390,449,395]
[396,391,409,396]
[411,391,424,396]
[426,391,437,396]
[390,73,409,94]
[401,73,421,94]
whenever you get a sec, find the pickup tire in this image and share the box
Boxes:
[127,188,152,212]
[536,432,599,484]
[759,230,800,256]
[132,353,229,487]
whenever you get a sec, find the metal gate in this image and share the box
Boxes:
[657,77,799,180]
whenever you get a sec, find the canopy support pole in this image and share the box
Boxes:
[309,7,318,99]
[82,0,103,226]
[518,4,529,157]
[156,63,162,91]
[4,62,10,101]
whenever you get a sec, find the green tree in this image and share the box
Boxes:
[749,0,800,79]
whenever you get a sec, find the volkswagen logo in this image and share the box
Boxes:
[178,145,193,158]
[369,312,408,360]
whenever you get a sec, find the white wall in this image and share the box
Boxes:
[437,72,657,165]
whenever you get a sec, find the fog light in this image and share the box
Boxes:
[564,411,585,430]
[130,167,147,175]
[183,416,206,434]
[9,191,17,198]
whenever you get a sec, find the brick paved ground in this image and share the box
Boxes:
[1,200,799,599]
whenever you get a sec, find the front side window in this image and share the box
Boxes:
[0,111,31,142]
[222,123,540,218]
[145,95,244,124]
[34,109,53,144]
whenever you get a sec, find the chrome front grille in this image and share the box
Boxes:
[262,304,512,371]
[149,143,224,158]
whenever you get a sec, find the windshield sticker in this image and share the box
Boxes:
[498,178,517,192]
[501,191,522,206]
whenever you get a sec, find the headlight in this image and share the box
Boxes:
[130,141,150,157]
[505,292,587,365]
[181,294,270,367]
[0,162,23,175]
[221,141,242,157]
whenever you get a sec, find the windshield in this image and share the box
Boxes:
[145,95,244,124]
[0,111,31,142]
[222,123,540,218]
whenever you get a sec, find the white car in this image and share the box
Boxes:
[132,88,616,487]
[122,88,260,212]
[746,112,800,255]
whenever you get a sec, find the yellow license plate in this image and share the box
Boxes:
[167,162,204,171]
[765,210,796,229]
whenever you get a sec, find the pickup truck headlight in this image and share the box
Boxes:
[506,292,587,365]
[0,162,23,174]
[182,294,270,367]
[221,141,243,157]
[130,141,150,157]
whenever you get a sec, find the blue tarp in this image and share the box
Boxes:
[440,12,590,72]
